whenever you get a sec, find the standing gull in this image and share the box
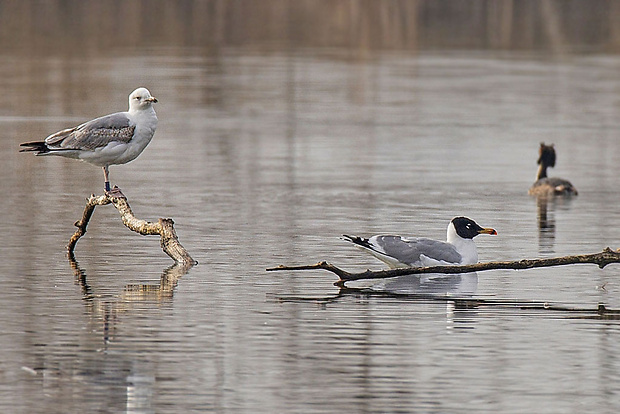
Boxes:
[343,217,497,268]
[20,87,158,195]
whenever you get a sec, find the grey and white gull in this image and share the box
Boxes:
[343,217,497,268]
[20,87,158,195]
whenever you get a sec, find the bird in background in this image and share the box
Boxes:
[343,216,497,269]
[20,87,158,196]
[528,142,578,196]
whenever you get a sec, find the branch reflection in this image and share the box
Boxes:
[67,253,194,412]
[69,253,193,343]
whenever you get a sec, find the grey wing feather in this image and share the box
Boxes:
[376,236,462,265]
[45,112,135,151]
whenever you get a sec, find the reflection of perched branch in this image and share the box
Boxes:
[123,262,193,302]
[70,252,193,305]
[67,191,196,265]
[69,252,193,345]
[69,251,94,301]
[273,288,620,319]
[267,248,620,287]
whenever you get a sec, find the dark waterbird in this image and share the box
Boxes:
[529,142,578,196]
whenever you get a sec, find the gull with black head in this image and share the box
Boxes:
[343,217,497,269]
[20,87,158,196]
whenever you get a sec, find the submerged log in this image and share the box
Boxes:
[267,248,620,287]
[67,188,196,266]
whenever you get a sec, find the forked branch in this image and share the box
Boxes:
[267,248,620,287]
[67,190,196,266]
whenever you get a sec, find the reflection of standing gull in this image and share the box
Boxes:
[529,143,578,196]
[20,87,158,195]
[343,217,497,268]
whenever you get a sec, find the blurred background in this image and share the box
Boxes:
[2,0,620,53]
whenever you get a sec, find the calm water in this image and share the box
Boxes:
[3,3,620,413]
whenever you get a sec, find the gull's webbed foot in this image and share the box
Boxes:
[105,185,126,199]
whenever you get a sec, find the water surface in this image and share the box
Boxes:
[2,3,620,413]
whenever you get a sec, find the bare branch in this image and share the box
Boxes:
[267,248,620,287]
[67,194,109,252]
[67,190,196,266]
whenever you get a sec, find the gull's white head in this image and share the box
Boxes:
[128,87,158,112]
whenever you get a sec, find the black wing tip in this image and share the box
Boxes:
[342,234,371,247]
[341,234,358,242]
[19,141,49,154]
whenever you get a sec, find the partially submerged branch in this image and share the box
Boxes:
[267,248,620,287]
[67,190,196,266]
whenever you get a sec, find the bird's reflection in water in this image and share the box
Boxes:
[369,273,478,296]
[536,194,575,255]
[67,254,193,413]
[371,273,479,330]
[276,272,479,331]
[537,195,556,254]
